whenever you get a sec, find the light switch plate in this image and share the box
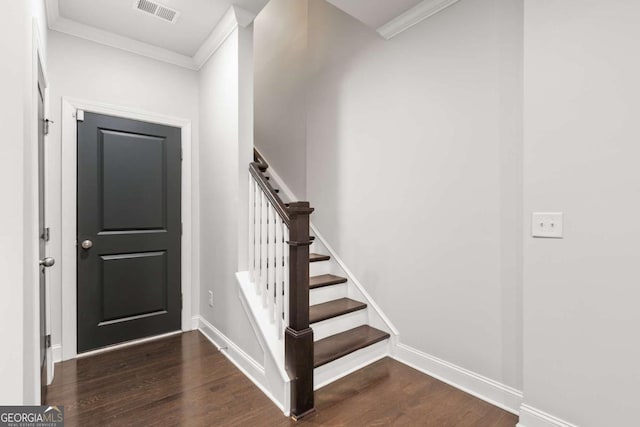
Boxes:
[532,212,563,238]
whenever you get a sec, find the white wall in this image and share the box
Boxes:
[306,0,523,390]
[254,0,308,199]
[522,1,640,425]
[198,27,263,362]
[0,1,29,405]
[47,31,200,356]
[0,0,49,404]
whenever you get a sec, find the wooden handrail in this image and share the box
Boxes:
[249,162,290,226]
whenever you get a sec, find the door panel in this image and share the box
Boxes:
[101,130,166,231]
[77,112,181,353]
[101,251,167,322]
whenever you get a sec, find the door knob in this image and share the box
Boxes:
[39,257,55,268]
[81,240,93,250]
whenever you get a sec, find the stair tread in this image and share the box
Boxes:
[310,298,366,324]
[310,253,330,263]
[310,274,347,289]
[314,325,390,368]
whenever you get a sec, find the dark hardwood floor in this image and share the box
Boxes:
[46,331,518,426]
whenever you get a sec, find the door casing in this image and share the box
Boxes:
[30,19,53,403]
[60,98,195,361]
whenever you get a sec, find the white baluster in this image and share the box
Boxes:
[267,204,276,322]
[248,175,255,284]
[283,225,290,336]
[260,195,268,306]
[275,216,284,338]
[253,181,261,290]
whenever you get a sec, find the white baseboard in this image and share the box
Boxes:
[517,404,577,427]
[195,315,286,414]
[393,343,522,415]
[52,344,62,363]
[191,315,200,330]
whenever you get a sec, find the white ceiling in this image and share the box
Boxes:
[58,0,270,56]
[326,0,424,29]
[47,0,457,69]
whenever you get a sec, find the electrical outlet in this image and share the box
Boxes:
[532,212,563,238]
[208,290,214,307]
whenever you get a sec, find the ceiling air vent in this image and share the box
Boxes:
[133,0,180,24]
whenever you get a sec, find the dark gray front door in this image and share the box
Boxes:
[77,112,182,353]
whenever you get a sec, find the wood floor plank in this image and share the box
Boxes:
[46,331,518,426]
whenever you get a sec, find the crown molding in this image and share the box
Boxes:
[193,6,242,68]
[44,0,255,71]
[377,0,460,39]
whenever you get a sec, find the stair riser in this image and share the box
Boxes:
[309,283,348,305]
[309,259,334,276]
[311,309,368,341]
[314,339,389,390]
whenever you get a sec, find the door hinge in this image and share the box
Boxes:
[181,223,183,236]
[76,110,85,122]
[42,227,50,242]
[180,293,183,310]
[45,334,51,348]
[44,119,53,136]
[180,146,183,161]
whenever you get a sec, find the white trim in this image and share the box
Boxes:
[192,7,240,68]
[30,18,52,402]
[48,15,197,69]
[195,316,288,415]
[236,272,289,383]
[392,343,522,415]
[75,331,182,359]
[60,97,195,361]
[45,0,255,70]
[377,0,460,39]
[517,405,578,427]
[51,344,62,363]
[310,225,400,336]
[191,315,200,330]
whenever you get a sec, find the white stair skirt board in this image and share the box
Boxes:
[517,405,578,427]
[312,309,369,341]
[196,314,290,416]
[314,339,390,390]
[309,282,348,306]
[392,343,522,415]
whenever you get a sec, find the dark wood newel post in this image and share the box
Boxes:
[285,201,316,420]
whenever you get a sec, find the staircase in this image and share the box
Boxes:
[245,149,391,419]
[308,247,390,387]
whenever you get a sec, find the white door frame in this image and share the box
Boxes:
[60,97,194,361]
[31,19,53,401]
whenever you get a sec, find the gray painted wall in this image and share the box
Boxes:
[523,0,640,425]
[254,0,308,199]
[199,26,263,363]
[254,0,523,391]
[306,0,523,390]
